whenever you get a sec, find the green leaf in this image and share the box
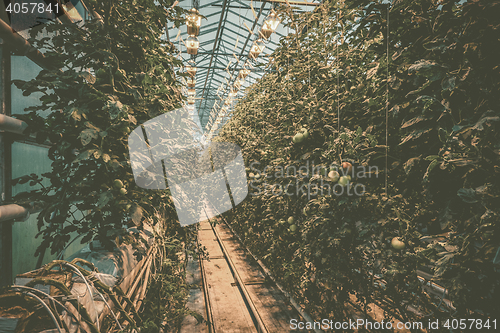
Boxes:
[438,128,448,143]
[457,188,478,204]
[441,76,456,91]
[79,128,99,146]
[72,149,96,164]
[423,159,439,181]
[97,191,113,209]
[401,115,427,129]
[131,204,143,226]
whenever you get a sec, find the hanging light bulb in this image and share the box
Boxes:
[187,77,196,88]
[228,89,237,98]
[187,97,195,105]
[186,60,197,77]
[186,36,199,55]
[249,39,265,59]
[186,8,202,36]
[238,68,251,80]
[260,11,280,39]
[187,88,196,97]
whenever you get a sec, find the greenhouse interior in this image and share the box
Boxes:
[0,0,499,332]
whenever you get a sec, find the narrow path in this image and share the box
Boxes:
[180,206,309,333]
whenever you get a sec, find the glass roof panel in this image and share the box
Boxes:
[164,0,321,132]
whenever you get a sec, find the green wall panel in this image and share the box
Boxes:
[11,56,44,115]
[10,142,85,279]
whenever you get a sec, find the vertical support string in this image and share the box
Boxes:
[385,2,390,196]
[336,1,340,136]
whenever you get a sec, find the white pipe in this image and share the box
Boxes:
[0,204,29,223]
[0,114,28,135]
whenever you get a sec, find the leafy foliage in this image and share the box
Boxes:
[12,0,188,255]
[217,0,500,326]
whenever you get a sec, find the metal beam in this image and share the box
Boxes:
[193,66,270,71]
[0,39,13,287]
[249,0,320,6]
[205,1,269,124]
[200,0,231,116]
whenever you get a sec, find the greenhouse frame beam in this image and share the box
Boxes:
[249,0,319,6]
[202,0,269,119]
[199,0,231,114]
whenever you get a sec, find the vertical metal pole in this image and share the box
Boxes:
[0,38,13,287]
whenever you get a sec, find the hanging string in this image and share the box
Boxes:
[385,2,390,196]
[336,1,340,136]
[307,20,311,88]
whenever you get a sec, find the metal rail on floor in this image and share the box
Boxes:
[216,213,323,333]
[201,204,322,333]
[210,218,269,333]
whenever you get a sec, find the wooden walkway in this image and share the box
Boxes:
[180,216,309,333]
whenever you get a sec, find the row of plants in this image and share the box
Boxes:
[216,0,500,327]
[11,0,202,331]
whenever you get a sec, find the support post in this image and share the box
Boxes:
[0,37,13,287]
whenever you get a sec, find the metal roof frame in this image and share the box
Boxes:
[167,0,320,132]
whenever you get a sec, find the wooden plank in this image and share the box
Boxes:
[198,221,256,332]
[246,283,305,332]
[214,223,307,333]
[198,227,224,259]
[214,224,266,284]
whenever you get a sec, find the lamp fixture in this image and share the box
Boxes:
[238,68,251,80]
[187,78,196,88]
[186,60,197,77]
[249,39,265,59]
[186,36,199,55]
[186,8,202,36]
[260,11,280,39]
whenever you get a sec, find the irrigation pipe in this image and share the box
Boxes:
[96,290,124,331]
[133,253,154,310]
[10,285,81,326]
[61,262,101,331]
[26,292,63,333]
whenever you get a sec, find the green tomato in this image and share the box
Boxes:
[300,128,309,139]
[292,133,304,143]
[391,237,405,250]
[248,172,255,178]
[289,224,297,232]
[119,188,127,195]
[287,216,295,224]
[96,68,107,77]
[328,170,340,182]
[113,179,124,189]
[338,176,350,187]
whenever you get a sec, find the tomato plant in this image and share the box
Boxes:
[217,0,500,325]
